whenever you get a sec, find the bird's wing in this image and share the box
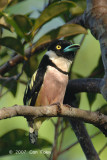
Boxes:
[23,71,37,105]
[23,68,45,106]
[23,55,51,106]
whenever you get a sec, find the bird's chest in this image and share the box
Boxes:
[35,66,68,106]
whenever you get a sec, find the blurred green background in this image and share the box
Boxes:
[0,0,107,160]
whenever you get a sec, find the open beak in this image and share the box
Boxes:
[63,44,80,53]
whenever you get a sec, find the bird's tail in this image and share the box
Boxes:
[29,126,38,145]
[28,118,44,145]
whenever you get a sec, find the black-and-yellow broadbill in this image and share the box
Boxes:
[23,40,80,144]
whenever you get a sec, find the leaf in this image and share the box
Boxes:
[0,65,18,97]
[0,129,52,156]
[9,79,17,96]
[0,0,13,11]
[0,0,8,11]
[70,0,86,16]
[0,12,30,41]
[13,15,33,34]
[71,0,86,8]
[89,56,104,78]
[23,56,39,78]
[0,17,11,31]
[86,93,97,108]
[8,0,25,7]
[23,60,31,78]
[0,48,8,58]
[0,78,17,97]
[33,24,87,51]
[31,1,77,37]
[0,37,24,54]
[98,104,107,115]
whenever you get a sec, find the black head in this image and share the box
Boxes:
[47,40,80,61]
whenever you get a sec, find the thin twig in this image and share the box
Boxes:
[58,131,101,155]
[79,34,86,46]
[0,89,10,98]
[58,140,78,155]
[58,120,65,153]
[49,118,60,160]
[58,122,70,136]
[50,118,56,126]
[90,131,101,139]
[98,143,107,155]
[0,41,49,76]
[0,62,25,98]
[17,79,27,85]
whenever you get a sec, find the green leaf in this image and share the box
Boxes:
[71,0,86,8]
[0,129,52,156]
[8,0,25,7]
[0,78,17,97]
[23,60,32,78]
[70,0,86,16]
[13,15,33,34]
[0,48,8,58]
[0,65,18,97]
[0,12,30,41]
[23,56,39,78]
[98,104,107,115]
[0,37,24,54]
[31,1,77,37]
[86,93,97,108]
[89,56,104,78]
[0,17,11,31]
[9,79,17,96]
[0,0,8,11]
[33,24,87,50]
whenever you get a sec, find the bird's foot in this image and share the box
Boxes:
[64,104,71,108]
[51,102,61,106]
[51,102,62,115]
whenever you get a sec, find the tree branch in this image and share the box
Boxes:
[68,78,101,93]
[69,120,100,160]
[64,90,100,160]
[0,104,107,136]
[69,0,107,100]
[0,42,49,76]
[0,77,101,95]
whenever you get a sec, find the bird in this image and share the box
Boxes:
[23,39,80,144]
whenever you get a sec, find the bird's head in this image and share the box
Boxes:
[47,40,80,62]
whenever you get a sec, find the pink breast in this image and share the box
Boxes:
[35,66,68,106]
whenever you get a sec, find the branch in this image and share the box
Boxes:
[0,42,49,76]
[0,104,107,136]
[98,142,107,155]
[51,118,60,160]
[64,90,100,160]
[59,131,101,156]
[68,78,101,93]
[69,120,100,160]
[69,0,107,100]
[0,77,102,95]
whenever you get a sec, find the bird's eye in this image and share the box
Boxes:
[56,45,61,50]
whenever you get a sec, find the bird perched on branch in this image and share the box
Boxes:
[23,40,80,144]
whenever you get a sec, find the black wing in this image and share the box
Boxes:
[23,55,49,106]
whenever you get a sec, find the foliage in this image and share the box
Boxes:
[0,0,87,98]
[0,129,52,156]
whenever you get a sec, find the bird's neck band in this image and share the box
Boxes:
[49,59,69,75]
